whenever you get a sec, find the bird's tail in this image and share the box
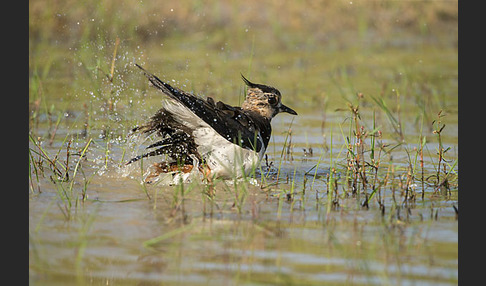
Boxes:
[135,63,184,102]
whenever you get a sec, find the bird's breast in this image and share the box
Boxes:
[194,127,264,179]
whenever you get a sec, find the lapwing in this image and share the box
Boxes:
[126,64,297,183]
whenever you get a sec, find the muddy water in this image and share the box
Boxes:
[29,105,457,285]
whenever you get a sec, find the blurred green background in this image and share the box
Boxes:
[29,0,458,127]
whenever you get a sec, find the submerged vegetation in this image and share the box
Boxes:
[30,1,457,285]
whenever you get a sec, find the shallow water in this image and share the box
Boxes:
[29,113,458,285]
[30,2,457,284]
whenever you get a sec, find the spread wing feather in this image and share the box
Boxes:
[135,64,268,152]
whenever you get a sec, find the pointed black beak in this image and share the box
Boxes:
[279,104,298,115]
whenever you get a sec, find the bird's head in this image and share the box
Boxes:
[240,74,297,120]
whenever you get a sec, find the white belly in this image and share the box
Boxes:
[193,126,264,179]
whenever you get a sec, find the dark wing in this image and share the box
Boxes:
[136,64,268,152]
[125,129,199,165]
[208,100,270,152]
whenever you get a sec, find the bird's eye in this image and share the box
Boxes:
[268,95,277,105]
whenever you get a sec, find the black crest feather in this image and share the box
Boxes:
[241,74,281,96]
